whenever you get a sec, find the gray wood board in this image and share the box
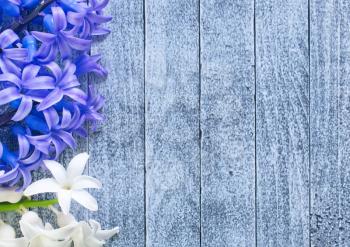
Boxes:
[145,0,201,246]
[200,0,255,246]
[5,0,350,246]
[310,0,350,245]
[87,0,145,246]
[256,1,310,246]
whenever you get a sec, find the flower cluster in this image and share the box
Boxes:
[0,0,117,245]
[0,153,119,246]
[0,0,111,191]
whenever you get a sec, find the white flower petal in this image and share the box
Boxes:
[44,223,54,231]
[58,190,72,215]
[85,236,105,246]
[67,153,89,179]
[44,223,78,240]
[70,225,86,247]
[96,227,120,241]
[88,220,100,232]
[71,223,104,247]
[56,212,77,228]
[72,176,102,190]
[89,219,119,241]
[30,235,72,247]
[24,178,60,196]
[19,212,77,247]
[0,238,27,247]
[71,190,98,211]
[0,220,16,240]
[43,160,67,184]
[0,187,22,203]
[20,212,45,239]
[70,220,119,247]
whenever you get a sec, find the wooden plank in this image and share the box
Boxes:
[87,0,145,246]
[310,1,350,245]
[145,0,200,246]
[256,1,309,246]
[200,1,255,246]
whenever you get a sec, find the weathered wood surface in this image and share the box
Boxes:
[145,0,200,246]
[87,0,145,246]
[5,0,350,246]
[255,1,309,246]
[310,0,350,246]
[200,1,255,246]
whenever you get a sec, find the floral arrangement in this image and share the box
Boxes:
[1,153,119,246]
[0,0,119,245]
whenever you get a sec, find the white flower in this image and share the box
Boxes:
[0,219,26,247]
[0,187,23,203]
[0,219,15,239]
[0,238,27,247]
[55,210,119,247]
[24,153,102,214]
[0,239,27,247]
[19,211,76,247]
[0,209,118,247]
[72,220,119,247]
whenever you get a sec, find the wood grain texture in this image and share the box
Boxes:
[5,1,350,246]
[256,1,309,246]
[87,0,145,246]
[145,0,200,246]
[310,0,350,245]
[200,1,255,246]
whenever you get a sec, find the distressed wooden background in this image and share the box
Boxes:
[6,0,350,246]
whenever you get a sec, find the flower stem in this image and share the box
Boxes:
[0,198,58,212]
[5,0,56,33]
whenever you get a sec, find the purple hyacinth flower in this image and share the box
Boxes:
[1,0,20,17]
[0,29,28,75]
[67,0,112,38]
[57,0,85,13]
[79,85,104,130]
[0,142,42,190]
[12,125,32,159]
[75,53,107,77]
[44,107,77,155]
[37,61,87,111]
[0,163,20,188]
[28,106,85,159]
[22,33,38,62]
[13,149,43,190]
[0,0,111,191]
[32,6,92,63]
[21,0,41,9]
[0,64,55,121]
[25,133,51,155]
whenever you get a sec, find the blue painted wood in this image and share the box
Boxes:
[200,1,255,246]
[256,1,309,246]
[86,0,145,246]
[145,0,200,246]
[5,1,350,246]
[310,0,350,245]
